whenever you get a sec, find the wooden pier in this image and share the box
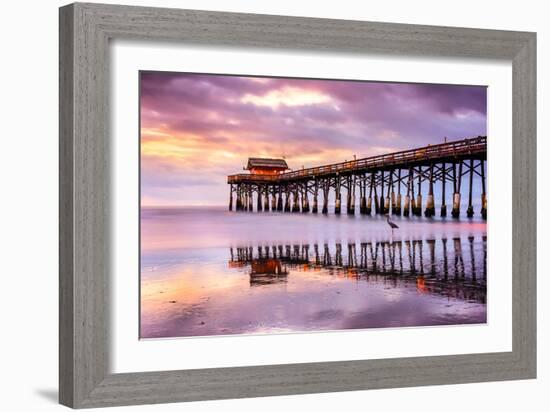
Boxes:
[228,136,487,219]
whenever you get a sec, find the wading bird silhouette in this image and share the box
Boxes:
[386,214,399,235]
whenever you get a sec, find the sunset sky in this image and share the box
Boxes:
[140,72,486,206]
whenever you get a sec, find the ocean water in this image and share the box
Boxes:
[140,207,487,338]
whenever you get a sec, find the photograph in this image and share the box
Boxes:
[139,72,488,339]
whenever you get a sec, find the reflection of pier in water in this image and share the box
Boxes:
[229,236,486,303]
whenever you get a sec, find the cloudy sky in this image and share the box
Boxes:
[140,71,486,206]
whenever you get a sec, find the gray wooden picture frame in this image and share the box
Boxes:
[59,2,536,408]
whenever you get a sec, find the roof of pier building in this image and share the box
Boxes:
[246,158,289,174]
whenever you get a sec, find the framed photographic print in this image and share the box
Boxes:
[59,2,536,408]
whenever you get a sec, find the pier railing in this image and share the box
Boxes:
[229,238,486,301]
[228,136,486,183]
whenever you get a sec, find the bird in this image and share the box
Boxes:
[386,214,399,235]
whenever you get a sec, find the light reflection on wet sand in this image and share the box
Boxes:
[140,207,487,338]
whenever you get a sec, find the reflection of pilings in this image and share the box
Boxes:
[370,242,379,272]
[468,236,476,281]
[427,239,436,277]
[442,238,449,279]
[303,244,310,261]
[453,237,465,278]
[347,243,357,267]
[335,243,342,266]
[292,244,300,260]
[229,239,486,302]
[360,243,367,268]
[323,244,332,266]
[314,244,320,265]
[230,237,486,292]
[387,242,395,272]
[406,240,415,274]
[483,235,487,280]
[415,240,424,274]
[398,241,404,274]
[381,242,387,273]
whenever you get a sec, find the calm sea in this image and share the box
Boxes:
[140,206,487,338]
